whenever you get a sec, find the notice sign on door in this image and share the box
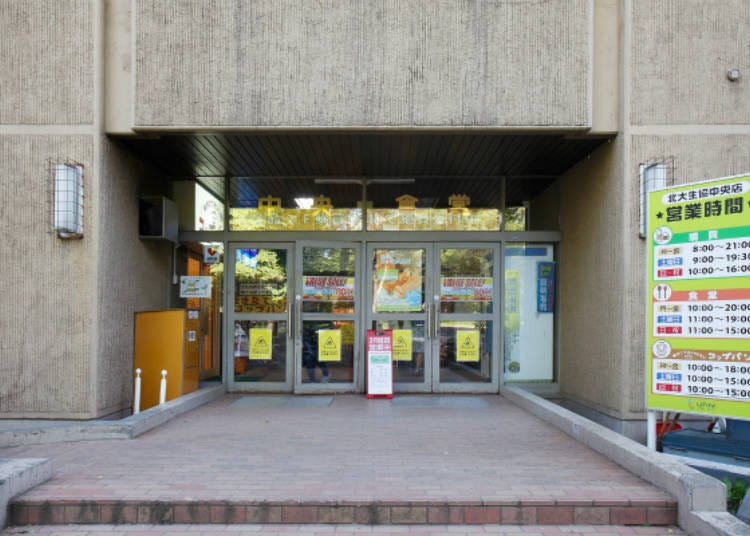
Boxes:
[366,330,393,398]
[392,329,413,361]
[456,330,480,362]
[318,329,342,362]
[179,276,212,298]
[249,328,273,360]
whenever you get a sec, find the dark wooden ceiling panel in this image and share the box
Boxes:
[119,133,609,205]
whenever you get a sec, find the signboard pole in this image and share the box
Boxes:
[366,329,393,399]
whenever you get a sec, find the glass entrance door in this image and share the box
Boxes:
[367,245,431,392]
[434,244,500,392]
[295,242,361,392]
[367,243,500,393]
[227,244,294,391]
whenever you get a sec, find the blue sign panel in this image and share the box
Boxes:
[536,261,555,313]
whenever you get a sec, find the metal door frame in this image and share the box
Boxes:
[225,242,295,392]
[224,239,502,394]
[366,242,435,393]
[294,241,363,393]
[430,242,501,393]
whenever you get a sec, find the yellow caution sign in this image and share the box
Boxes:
[392,329,413,361]
[318,329,342,362]
[456,330,480,362]
[249,328,273,360]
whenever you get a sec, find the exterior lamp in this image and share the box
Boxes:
[53,163,84,238]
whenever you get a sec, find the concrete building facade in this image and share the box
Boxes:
[1,1,748,439]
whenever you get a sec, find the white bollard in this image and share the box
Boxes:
[133,368,142,414]
[159,369,167,405]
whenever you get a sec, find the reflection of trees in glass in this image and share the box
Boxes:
[235,250,288,308]
[504,206,526,231]
[303,248,355,314]
[440,249,491,277]
[440,249,492,314]
[303,248,355,276]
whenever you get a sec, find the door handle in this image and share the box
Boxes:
[425,304,431,341]
[287,299,293,341]
[432,297,440,339]
[293,295,302,342]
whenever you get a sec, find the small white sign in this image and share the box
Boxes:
[203,244,222,264]
[180,276,212,298]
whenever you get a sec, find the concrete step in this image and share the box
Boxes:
[10,497,677,526]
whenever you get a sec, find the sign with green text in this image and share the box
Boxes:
[647,174,750,419]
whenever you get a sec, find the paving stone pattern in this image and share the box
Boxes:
[0,395,677,529]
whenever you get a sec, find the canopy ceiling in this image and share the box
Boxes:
[120,132,610,206]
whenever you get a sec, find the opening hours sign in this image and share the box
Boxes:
[647,174,750,420]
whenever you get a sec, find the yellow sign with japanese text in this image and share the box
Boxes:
[318,329,342,362]
[456,330,480,362]
[249,328,273,360]
[392,329,413,361]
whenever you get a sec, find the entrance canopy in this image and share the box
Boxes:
[122,132,609,206]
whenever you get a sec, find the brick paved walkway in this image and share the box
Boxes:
[0,395,678,529]
[2,523,685,535]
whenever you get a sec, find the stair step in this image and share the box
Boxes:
[11,498,677,526]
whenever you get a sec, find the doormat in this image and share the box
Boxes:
[230,396,334,408]
[391,396,491,409]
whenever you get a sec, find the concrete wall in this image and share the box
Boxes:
[0,136,96,417]
[95,138,173,417]
[558,0,750,424]
[631,0,750,126]
[0,0,172,418]
[0,0,96,418]
[133,0,591,128]
[558,138,633,418]
[0,0,93,125]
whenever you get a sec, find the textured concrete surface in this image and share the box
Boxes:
[0,135,96,418]
[134,0,590,128]
[0,386,224,448]
[0,0,93,125]
[631,0,750,126]
[501,386,748,536]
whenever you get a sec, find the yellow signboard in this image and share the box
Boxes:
[392,329,413,361]
[318,329,342,362]
[456,330,480,362]
[249,328,273,360]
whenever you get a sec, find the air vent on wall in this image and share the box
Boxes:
[139,196,178,243]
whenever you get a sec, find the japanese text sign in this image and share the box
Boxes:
[647,174,750,420]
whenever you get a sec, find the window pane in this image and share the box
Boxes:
[439,320,492,383]
[367,178,501,231]
[504,243,555,382]
[229,177,362,231]
[302,247,356,314]
[233,320,287,382]
[301,320,354,384]
[234,248,288,313]
[440,248,494,314]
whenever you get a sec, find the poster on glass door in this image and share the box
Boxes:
[373,250,423,312]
